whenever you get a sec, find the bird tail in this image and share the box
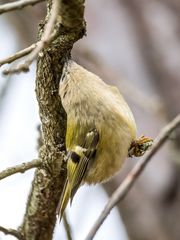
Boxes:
[56,179,70,220]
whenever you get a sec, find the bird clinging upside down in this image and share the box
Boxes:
[57,60,153,218]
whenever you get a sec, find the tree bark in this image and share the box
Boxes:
[20,1,85,239]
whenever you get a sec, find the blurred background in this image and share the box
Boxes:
[0,0,180,239]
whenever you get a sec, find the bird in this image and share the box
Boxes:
[57,60,152,218]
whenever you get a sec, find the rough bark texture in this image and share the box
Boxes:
[20,1,85,239]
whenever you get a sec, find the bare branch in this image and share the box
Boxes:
[0,159,41,181]
[0,74,12,112]
[85,114,180,240]
[0,225,24,240]
[0,0,44,15]
[0,43,36,67]
[19,0,85,238]
[3,0,60,75]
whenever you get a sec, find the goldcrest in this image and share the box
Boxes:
[57,60,152,218]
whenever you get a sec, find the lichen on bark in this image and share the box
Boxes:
[20,1,85,239]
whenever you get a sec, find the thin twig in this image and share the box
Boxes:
[0,43,36,67]
[0,159,41,181]
[63,212,73,240]
[85,114,180,240]
[0,74,12,112]
[0,225,24,240]
[0,0,44,15]
[3,0,60,75]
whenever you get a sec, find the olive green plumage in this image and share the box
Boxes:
[57,60,137,218]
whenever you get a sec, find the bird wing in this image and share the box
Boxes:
[69,152,90,203]
[57,128,99,219]
[69,128,99,202]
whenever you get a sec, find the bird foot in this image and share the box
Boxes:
[128,135,153,157]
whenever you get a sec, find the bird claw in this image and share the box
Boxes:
[128,135,153,157]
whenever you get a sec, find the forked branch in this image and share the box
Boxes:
[3,0,59,75]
